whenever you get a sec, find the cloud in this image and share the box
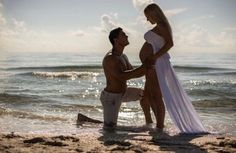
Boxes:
[133,7,187,32]
[208,31,236,48]
[173,23,236,53]
[132,0,187,31]
[196,15,214,20]
[132,0,154,12]
[0,3,24,38]
[0,1,6,27]
[0,12,66,53]
[132,0,187,17]
[11,18,27,33]
[100,13,119,33]
[165,8,188,17]
[174,24,207,48]
[0,0,3,9]
[0,17,27,38]
[224,27,236,31]
[0,13,6,27]
[70,30,85,37]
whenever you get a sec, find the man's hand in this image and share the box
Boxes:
[144,55,156,69]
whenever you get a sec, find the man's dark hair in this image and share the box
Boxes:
[109,27,122,45]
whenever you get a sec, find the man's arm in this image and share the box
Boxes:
[122,54,133,70]
[104,56,145,81]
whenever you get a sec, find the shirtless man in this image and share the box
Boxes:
[100,27,152,130]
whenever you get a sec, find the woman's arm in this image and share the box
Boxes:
[151,25,173,61]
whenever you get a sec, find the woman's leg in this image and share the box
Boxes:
[140,81,153,124]
[146,69,165,129]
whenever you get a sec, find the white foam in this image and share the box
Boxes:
[32,71,99,80]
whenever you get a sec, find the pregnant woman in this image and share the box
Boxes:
[140,3,207,134]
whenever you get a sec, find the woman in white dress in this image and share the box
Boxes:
[140,3,207,134]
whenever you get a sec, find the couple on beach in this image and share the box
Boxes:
[100,3,208,135]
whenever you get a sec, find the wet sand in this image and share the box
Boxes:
[1,129,235,153]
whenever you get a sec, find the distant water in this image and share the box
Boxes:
[0,52,235,135]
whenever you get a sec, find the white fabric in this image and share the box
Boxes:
[100,90,123,126]
[144,30,207,134]
[100,87,143,127]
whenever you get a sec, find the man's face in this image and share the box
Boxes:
[115,30,129,46]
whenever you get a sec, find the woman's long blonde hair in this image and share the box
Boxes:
[144,3,172,36]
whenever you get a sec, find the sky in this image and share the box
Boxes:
[0,0,236,56]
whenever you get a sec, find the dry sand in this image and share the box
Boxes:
[0,129,235,153]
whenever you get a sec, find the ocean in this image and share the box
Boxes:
[0,52,235,135]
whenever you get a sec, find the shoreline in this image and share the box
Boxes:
[1,128,235,153]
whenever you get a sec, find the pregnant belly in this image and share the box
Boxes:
[139,46,153,63]
[139,49,147,63]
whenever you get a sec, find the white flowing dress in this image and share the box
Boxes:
[144,30,207,134]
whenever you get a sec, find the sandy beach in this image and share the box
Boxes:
[1,128,235,153]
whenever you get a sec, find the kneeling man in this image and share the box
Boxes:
[100,27,152,130]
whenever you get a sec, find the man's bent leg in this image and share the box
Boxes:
[100,90,122,130]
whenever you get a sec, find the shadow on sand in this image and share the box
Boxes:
[76,113,208,152]
[149,132,208,153]
[97,126,152,152]
[98,126,208,153]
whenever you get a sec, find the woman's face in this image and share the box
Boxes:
[145,10,157,24]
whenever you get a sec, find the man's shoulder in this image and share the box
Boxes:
[103,52,118,61]
[103,52,118,66]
